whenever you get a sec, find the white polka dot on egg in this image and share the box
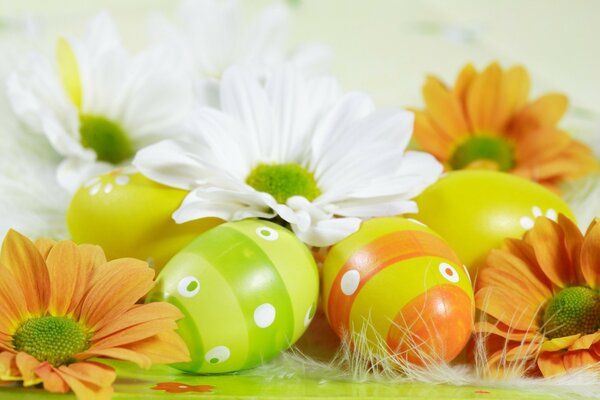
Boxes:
[340,270,360,296]
[254,303,276,328]
[256,226,279,241]
[546,208,557,221]
[103,183,113,194]
[439,262,459,283]
[177,276,200,298]
[89,183,102,196]
[205,346,230,364]
[115,175,130,186]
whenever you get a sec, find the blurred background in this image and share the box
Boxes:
[0,0,598,148]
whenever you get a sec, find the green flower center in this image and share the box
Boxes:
[449,135,515,172]
[12,316,91,367]
[79,114,133,164]
[543,286,600,339]
[246,163,321,203]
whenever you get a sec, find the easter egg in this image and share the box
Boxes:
[322,217,473,366]
[411,170,575,274]
[67,168,221,271]
[147,219,319,373]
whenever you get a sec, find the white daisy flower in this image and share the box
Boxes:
[6,13,193,192]
[134,66,443,247]
[151,0,330,105]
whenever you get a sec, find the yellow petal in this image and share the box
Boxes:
[541,334,581,351]
[563,349,600,372]
[123,330,191,365]
[453,63,477,105]
[493,65,530,130]
[15,352,42,387]
[56,37,82,110]
[570,332,600,351]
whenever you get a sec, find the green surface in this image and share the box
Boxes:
[0,358,592,399]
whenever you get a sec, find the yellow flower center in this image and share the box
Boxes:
[449,135,515,172]
[80,114,134,164]
[246,163,321,203]
[543,286,600,339]
[12,316,91,367]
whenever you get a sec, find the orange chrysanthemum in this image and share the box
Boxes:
[475,215,600,377]
[413,62,598,190]
[0,230,190,399]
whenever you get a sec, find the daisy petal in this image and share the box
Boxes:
[422,75,469,140]
[34,239,56,260]
[540,334,581,352]
[580,219,600,289]
[466,62,502,133]
[570,332,600,351]
[291,216,361,247]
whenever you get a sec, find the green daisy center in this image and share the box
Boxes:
[543,286,600,339]
[79,114,134,164]
[246,163,321,203]
[449,135,515,172]
[12,316,91,367]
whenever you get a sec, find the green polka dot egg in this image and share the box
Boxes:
[147,219,319,373]
[67,168,222,272]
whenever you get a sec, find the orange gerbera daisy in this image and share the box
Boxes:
[475,215,600,377]
[413,62,598,190]
[0,230,190,399]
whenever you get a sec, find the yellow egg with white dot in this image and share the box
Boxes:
[67,168,221,270]
[410,170,575,275]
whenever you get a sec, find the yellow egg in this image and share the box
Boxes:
[411,170,575,275]
[67,168,221,271]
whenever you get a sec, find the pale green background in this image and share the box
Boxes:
[1,0,598,118]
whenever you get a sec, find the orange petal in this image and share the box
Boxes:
[511,93,568,135]
[580,219,600,289]
[481,249,552,304]
[570,332,600,351]
[123,330,191,365]
[556,214,585,282]
[77,347,152,369]
[56,362,115,400]
[0,268,29,334]
[78,258,154,331]
[412,110,455,160]
[0,352,19,380]
[34,239,56,260]
[78,244,107,270]
[525,218,576,288]
[92,302,183,342]
[490,65,530,131]
[541,334,581,351]
[475,287,540,330]
[15,352,42,386]
[563,350,600,372]
[537,351,566,377]
[34,363,69,393]
[466,62,502,133]
[474,321,540,342]
[0,230,50,315]
[46,241,83,316]
[422,76,470,139]
[91,318,178,350]
[453,63,477,105]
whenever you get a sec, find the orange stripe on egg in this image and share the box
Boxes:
[386,284,473,365]
[326,230,462,338]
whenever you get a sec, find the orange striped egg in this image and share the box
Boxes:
[322,217,474,365]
